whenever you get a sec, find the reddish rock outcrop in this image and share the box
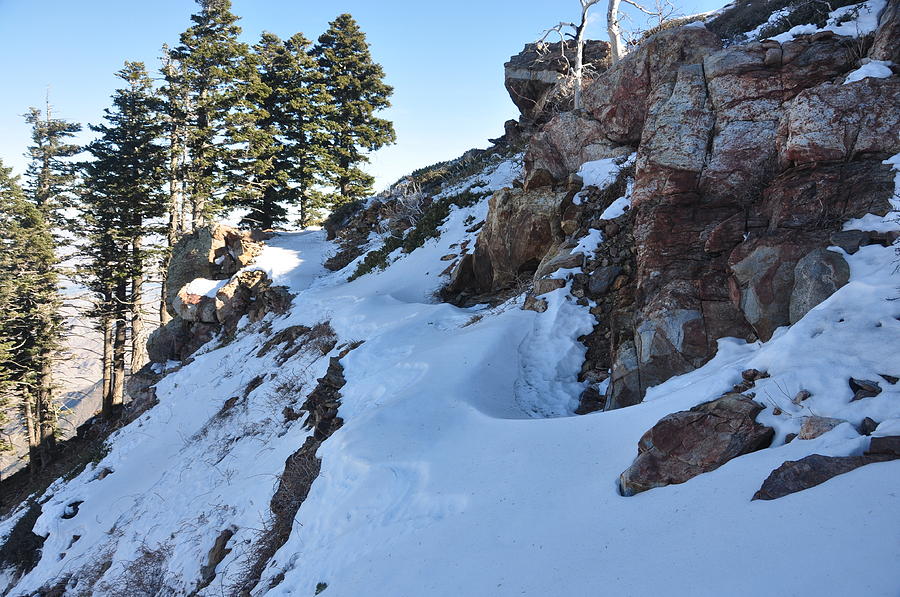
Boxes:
[619,394,774,496]
[450,9,900,410]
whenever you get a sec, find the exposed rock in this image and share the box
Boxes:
[798,416,846,440]
[850,378,882,401]
[752,451,898,500]
[583,24,722,146]
[146,317,219,363]
[534,277,567,296]
[729,240,809,340]
[779,78,900,167]
[859,417,879,436]
[525,112,625,187]
[446,187,566,297]
[869,0,900,63]
[619,394,774,496]
[575,386,605,415]
[173,285,218,323]
[869,435,900,457]
[166,224,267,316]
[789,249,850,323]
[588,265,622,296]
[792,389,812,404]
[522,293,549,313]
[741,368,769,382]
[830,229,900,254]
[504,40,610,125]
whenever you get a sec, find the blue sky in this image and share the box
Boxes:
[0,0,721,190]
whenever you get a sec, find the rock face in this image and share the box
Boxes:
[147,225,290,363]
[166,224,267,317]
[619,394,774,496]
[450,9,900,410]
[504,40,610,126]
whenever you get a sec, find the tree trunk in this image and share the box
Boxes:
[607,0,624,64]
[574,20,586,110]
[105,282,128,419]
[131,237,147,372]
[35,359,55,467]
[102,313,113,405]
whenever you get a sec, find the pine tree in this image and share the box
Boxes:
[228,31,331,228]
[172,0,249,228]
[312,14,396,205]
[81,62,166,417]
[23,100,81,232]
[0,159,62,471]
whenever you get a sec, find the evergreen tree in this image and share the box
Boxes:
[171,0,249,228]
[23,100,81,231]
[312,14,396,204]
[159,44,191,325]
[0,159,62,471]
[80,62,166,417]
[228,31,330,228]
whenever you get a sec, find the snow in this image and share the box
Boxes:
[574,153,635,210]
[844,60,894,84]
[571,228,604,256]
[183,277,229,298]
[769,0,886,43]
[3,153,899,597]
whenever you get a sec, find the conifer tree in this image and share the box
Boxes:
[0,159,62,471]
[24,100,81,232]
[313,14,396,204]
[172,0,249,228]
[229,31,330,228]
[81,62,166,417]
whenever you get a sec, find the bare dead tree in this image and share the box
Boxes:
[608,0,678,63]
[537,0,602,111]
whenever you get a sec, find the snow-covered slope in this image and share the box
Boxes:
[2,153,899,596]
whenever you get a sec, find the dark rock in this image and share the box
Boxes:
[575,386,605,415]
[753,452,898,500]
[849,378,882,401]
[792,389,812,404]
[785,433,798,444]
[830,230,872,254]
[880,374,899,384]
[619,394,774,496]
[741,368,768,382]
[588,265,622,296]
[868,435,900,457]
[859,417,879,436]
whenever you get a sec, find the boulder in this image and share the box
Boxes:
[214,270,269,331]
[752,450,898,500]
[146,317,220,363]
[729,239,809,341]
[166,224,266,316]
[789,249,850,323]
[447,187,566,297]
[798,416,847,440]
[173,283,219,323]
[504,40,610,125]
[619,394,774,496]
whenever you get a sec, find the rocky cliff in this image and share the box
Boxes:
[449,0,899,411]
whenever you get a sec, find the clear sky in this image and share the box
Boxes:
[0,0,721,191]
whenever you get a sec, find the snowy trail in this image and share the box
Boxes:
[4,154,899,597]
